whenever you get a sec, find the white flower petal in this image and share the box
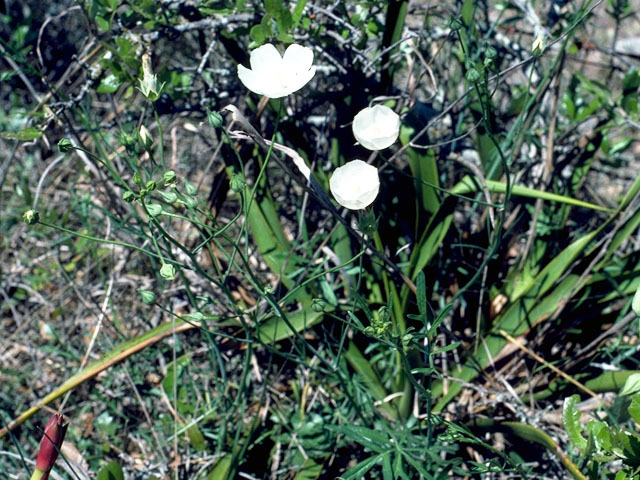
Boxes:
[352,105,400,150]
[329,160,380,210]
[287,66,317,97]
[237,64,269,96]
[249,43,283,74]
[283,43,314,72]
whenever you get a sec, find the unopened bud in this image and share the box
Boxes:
[532,33,546,57]
[160,263,175,280]
[138,53,164,102]
[57,138,73,153]
[163,170,177,187]
[229,172,246,192]
[465,68,481,83]
[23,209,40,225]
[31,412,68,480]
[311,298,325,313]
[207,109,223,129]
[139,125,153,149]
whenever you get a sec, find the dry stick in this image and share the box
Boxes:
[499,329,603,402]
[0,321,198,439]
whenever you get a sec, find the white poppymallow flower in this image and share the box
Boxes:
[237,43,316,98]
[352,104,400,150]
[329,160,380,210]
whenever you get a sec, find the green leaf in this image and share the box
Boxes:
[0,128,42,141]
[187,424,207,452]
[96,15,110,31]
[416,270,427,318]
[621,373,640,396]
[563,394,588,453]
[409,195,457,280]
[162,354,191,395]
[587,420,612,453]
[331,425,390,453]
[97,73,121,93]
[613,429,640,466]
[400,122,440,216]
[381,452,393,480]
[292,0,307,25]
[250,23,266,44]
[461,0,474,26]
[339,454,382,479]
[622,68,640,92]
[343,340,398,417]
[257,304,324,343]
[97,460,124,480]
[293,457,324,480]
[629,395,640,424]
[208,454,231,480]
[275,8,293,34]
[264,0,281,15]
[453,176,614,213]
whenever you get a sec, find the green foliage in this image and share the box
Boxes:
[563,392,640,477]
[97,461,124,480]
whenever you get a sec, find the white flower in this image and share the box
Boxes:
[352,105,400,151]
[237,43,316,98]
[329,160,380,210]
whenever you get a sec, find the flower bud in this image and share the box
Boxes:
[31,412,68,480]
[160,263,175,280]
[138,53,164,102]
[163,170,177,187]
[183,196,198,209]
[138,289,156,304]
[311,298,325,313]
[184,180,198,196]
[532,33,546,57]
[229,172,246,192]
[139,125,153,149]
[23,209,40,225]
[159,190,178,203]
[57,138,73,153]
[207,109,223,129]
[465,68,481,83]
